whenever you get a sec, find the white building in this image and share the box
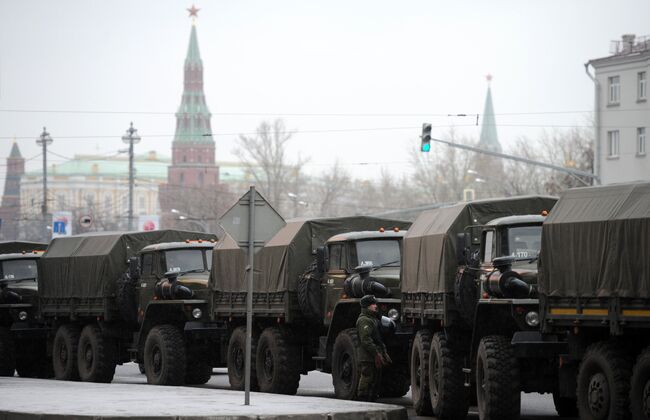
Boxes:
[587,34,649,184]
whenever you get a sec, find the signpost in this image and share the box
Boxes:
[219,186,285,405]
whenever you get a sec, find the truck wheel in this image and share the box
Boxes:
[77,324,116,383]
[297,260,322,323]
[144,325,186,386]
[410,330,433,415]
[476,335,520,420]
[52,324,80,381]
[256,327,300,395]
[577,341,631,420]
[631,346,650,420]
[429,332,469,419]
[378,362,410,397]
[552,392,578,418]
[332,328,361,400]
[227,326,259,391]
[0,327,15,376]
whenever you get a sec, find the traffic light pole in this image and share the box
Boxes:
[427,136,600,183]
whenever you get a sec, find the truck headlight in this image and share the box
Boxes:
[525,311,539,327]
[191,308,202,319]
[387,308,400,321]
[18,311,28,321]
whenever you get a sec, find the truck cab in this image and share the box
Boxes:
[0,251,44,327]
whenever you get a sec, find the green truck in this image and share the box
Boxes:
[37,230,218,384]
[210,216,411,397]
[534,182,650,420]
[399,196,558,419]
[0,241,49,378]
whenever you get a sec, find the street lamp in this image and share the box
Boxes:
[36,127,53,239]
[170,208,208,233]
[122,122,141,231]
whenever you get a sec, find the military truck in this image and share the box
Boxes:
[399,196,558,419]
[37,230,218,385]
[534,182,650,420]
[210,216,411,397]
[0,241,49,377]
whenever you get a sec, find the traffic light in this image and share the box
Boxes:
[421,123,432,152]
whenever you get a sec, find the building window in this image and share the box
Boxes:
[638,127,647,156]
[104,195,112,213]
[179,172,184,185]
[198,171,204,186]
[608,130,620,158]
[639,72,647,100]
[139,196,146,212]
[608,76,620,104]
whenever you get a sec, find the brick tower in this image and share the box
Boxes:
[0,142,25,239]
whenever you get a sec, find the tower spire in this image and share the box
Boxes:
[478,74,501,153]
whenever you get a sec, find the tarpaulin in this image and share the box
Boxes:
[539,182,650,298]
[401,196,557,293]
[210,216,411,293]
[39,230,216,299]
[0,241,48,255]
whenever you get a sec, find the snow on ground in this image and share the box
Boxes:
[0,375,405,419]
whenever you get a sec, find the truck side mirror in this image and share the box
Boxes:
[128,257,140,280]
[456,232,470,265]
[316,246,329,273]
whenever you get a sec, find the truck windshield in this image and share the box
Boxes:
[1,259,38,282]
[353,240,401,268]
[164,249,209,273]
[505,225,543,259]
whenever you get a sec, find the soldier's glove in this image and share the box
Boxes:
[374,353,385,368]
[382,352,393,365]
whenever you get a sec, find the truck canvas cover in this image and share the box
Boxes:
[40,230,216,299]
[539,182,650,298]
[402,196,557,294]
[0,241,47,254]
[211,216,411,293]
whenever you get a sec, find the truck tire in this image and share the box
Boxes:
[297,260,322,323]
[631,346,650,420]
[144,324,186,386]
[429,332,469,419]
[378,362,410,397]
[77,324,116,383]
[410,330,433,415]
[332,328,361,400]
[552,392,578,418]
[53,324,81,381]
[0,327,15,376]
[227,326,259,391]
[476,335,520,420]
[577,341,631,420]
[116,272,138,325]
[256,327,300,395]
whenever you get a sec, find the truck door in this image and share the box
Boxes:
[324,242,348,325]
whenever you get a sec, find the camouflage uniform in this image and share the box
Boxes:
[356,306,387,401]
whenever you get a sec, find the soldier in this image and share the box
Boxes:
[356,294,392,401]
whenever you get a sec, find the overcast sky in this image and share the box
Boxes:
[1,0,648,183]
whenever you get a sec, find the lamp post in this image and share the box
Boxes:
[122,122,141,231]
[171,208,210,233]
[36,127,53,239]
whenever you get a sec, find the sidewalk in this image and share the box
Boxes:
[0,377,407,420]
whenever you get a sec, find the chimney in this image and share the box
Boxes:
[622,34,636,53]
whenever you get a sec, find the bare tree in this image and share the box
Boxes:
[314,160,351,217]
[234,119,309,213]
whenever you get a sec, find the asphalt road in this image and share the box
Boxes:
[114,363,570,420]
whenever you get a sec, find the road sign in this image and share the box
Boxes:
[79,215,93,228]
[219,188,285,251]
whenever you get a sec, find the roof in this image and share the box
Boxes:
[588,35,650,67]
[26,154,169,180]
[0,252,43,262]
[140,240,217,252]
[327,230,406,243]
[486,214,546,226]
[9,142,22,159]
[0,241,47,254]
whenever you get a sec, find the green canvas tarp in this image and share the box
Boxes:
[40,230,216,299]
[402,196,557,294]
[210,216,411,293]
[539,182,650,298]
[0,241,48,254]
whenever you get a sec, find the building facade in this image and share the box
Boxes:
[587,34,649,184]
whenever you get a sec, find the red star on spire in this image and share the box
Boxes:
[187,4,200,18]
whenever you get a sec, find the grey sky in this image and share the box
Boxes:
[1,0,648,182]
